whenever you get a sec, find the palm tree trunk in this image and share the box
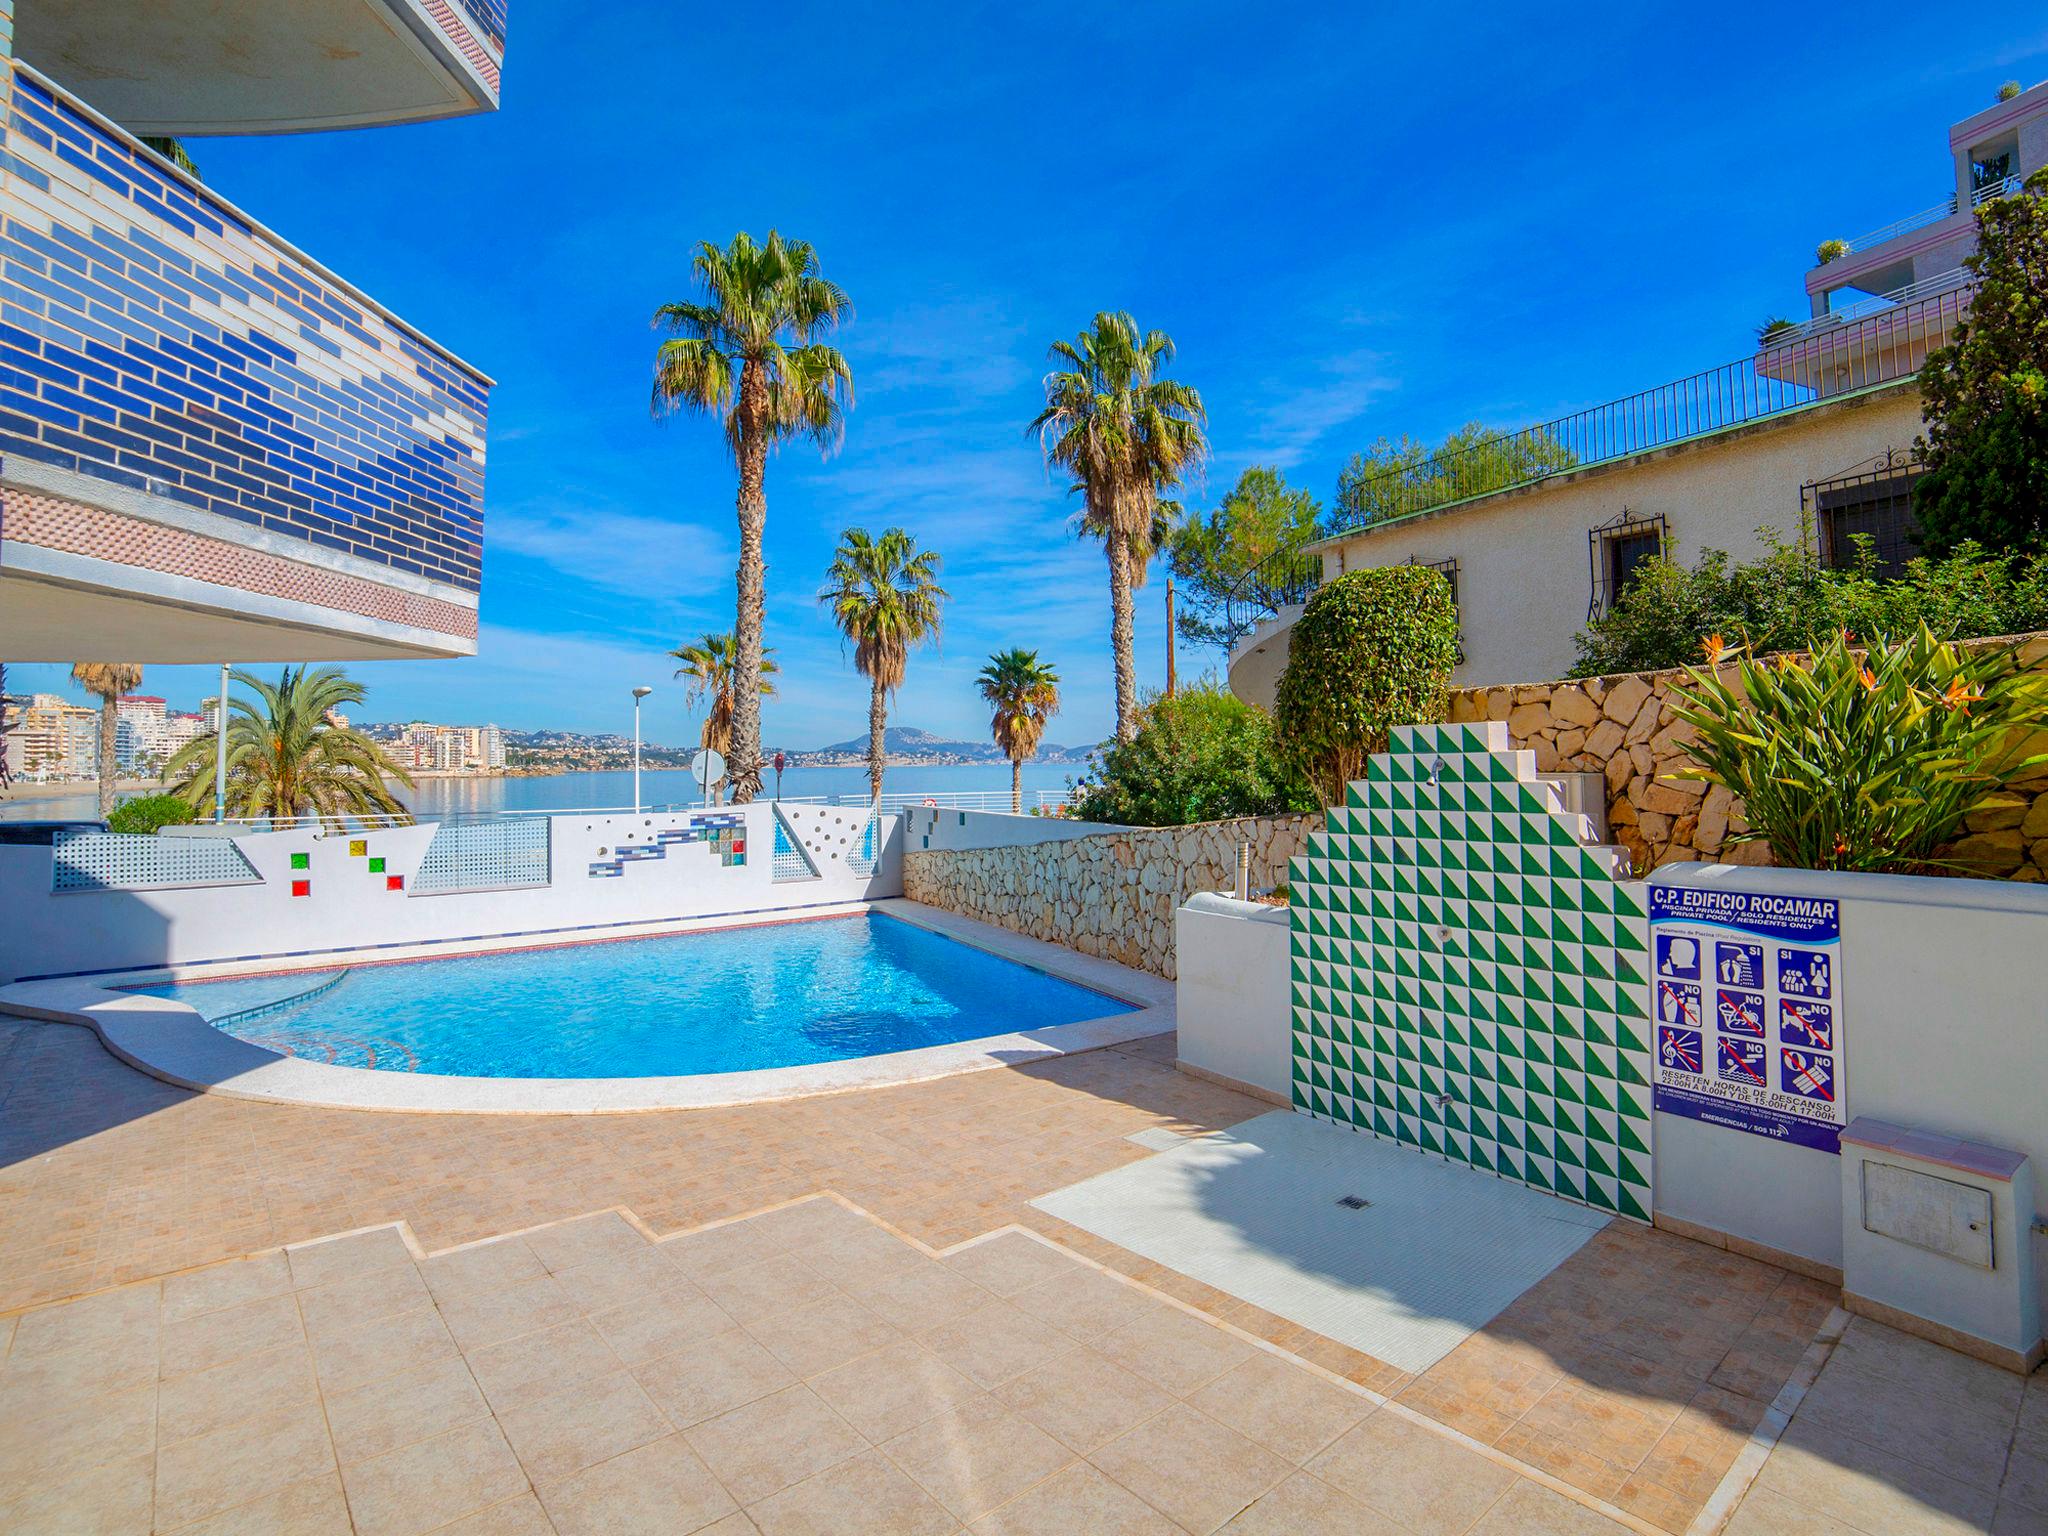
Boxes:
[867,675,887,803]
[1106,519,1139,743]
[1011,757,1022,815]
[98,695,118,818]
[728,381,770,804]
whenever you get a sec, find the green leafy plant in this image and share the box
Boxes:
[1815,238,1849,265]
[1911,168,2048,556]
[106,793,195,835]
[1998,80,2023,102]
[1068,683,1316,827]
[1668,627,2048,872]
[1756,317,1799,345]
[1274,565,1460,803]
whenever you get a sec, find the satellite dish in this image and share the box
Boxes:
[690,749,726,790]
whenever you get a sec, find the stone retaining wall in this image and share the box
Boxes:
[1447,632,2048,879]
[902,814,1315,978]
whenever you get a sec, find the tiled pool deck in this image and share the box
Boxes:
[0,1018,2041,1534]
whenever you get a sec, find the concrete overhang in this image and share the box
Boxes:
[14,0,502,136]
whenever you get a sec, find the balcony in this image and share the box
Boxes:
[12,0,504,135]
[1830,175,2021,261]
[0,64,491,663]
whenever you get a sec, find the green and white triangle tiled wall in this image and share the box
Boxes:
[1287,721,1656,1222]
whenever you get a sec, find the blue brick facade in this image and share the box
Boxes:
[0,68,490,593]
[454,0,508,54]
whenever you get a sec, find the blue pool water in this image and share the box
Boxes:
[129,915,1126,1078]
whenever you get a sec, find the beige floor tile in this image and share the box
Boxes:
[1306,1411,1517,1536]
[811,1337,986,1444]
[420,1239,549,1307]
[801,1221,934,1283]
[538,1432,737,1536]
[10,1284,159,1361]
[1092,1302,1256,1398]
[162,1251,292,1324]
[748,1447,960,1536]
[339,1418,530,1536]
[551,1248,680,1317]
[636,1327,796,1428]
[437,1272,582,1353]
[1797,1354,2020,1492]
[309,1303,460,1397]
[2006,1438,2048,1515]
[1722,1484,1867,1535]
[843,1259,997,1332]
[0,1331,156,1407]
[588,1282,737,1366]
[920,1300,1074,1389]
[1217,1469,1410,1535]
[154,1396,335,1530]
[745,1291,902,1379]
[698,1252,838,1327]
[465,1316,623,1412]
[968,1461,1177,1535]
[1189,1354,1372,1464]
[497,1368,669,1485]
[325,1355,493,1464]
[169,1473,355,1536]
[431,1492,558,1534]
[159,1291,305,1379]
[740,1198,870,1251]
[1007,1264,1160,1342]
[297,1260,432,1341]
[524,1212,651,1274]
[286,1227,413,1290]
[159,1338,320,1444]
[0,1448,153,1536]
[941,1236,1078,1297]
[1992,1499,2048,1535]
[662,1220,788,1281]
[686,1384,867,1505]
[1469,1478,1635,1533]
[993,1344,1173,1454]
[883,1393,1075,1523]
[1091,1401,1291,1535]
[1756,1417,2000,1536]
[0,1381,156,1498]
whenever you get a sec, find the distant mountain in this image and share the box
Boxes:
[788,726,1096,765]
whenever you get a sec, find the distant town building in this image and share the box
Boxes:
[9,694,99,781]
[114,694,167,770]
[396,720,506,773]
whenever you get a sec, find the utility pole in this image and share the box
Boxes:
[212,661,228,823]
[1164,576,1177,699]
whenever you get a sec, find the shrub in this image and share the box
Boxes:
[1998,80,2022,102]
[1815,238,1848,264]
[1669,627,2048,872]
[1274,565,1459,803]
[1571,533,2048,676]
[107,793,197,835]
[1067,683,1317,827]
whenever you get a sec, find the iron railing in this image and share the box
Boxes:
[1219,543,1323,651]
[1769,267,1970,345]
[1836,173,2021,255]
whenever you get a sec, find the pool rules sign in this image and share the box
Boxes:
[1648,886,1845,1153]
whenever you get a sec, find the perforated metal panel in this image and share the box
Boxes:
[411,818,551,895]
[771,809,818,882]
[52,832,261,893]
[846,805,882,878]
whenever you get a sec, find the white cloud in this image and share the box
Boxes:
[488,503,733,598]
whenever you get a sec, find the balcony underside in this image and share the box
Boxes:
[14,0,501,135]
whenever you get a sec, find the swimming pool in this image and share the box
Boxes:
[128,914,1127,1079]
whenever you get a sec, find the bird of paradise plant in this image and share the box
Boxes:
[1667,625,2048,872]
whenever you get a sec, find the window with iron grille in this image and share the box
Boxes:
[1804,450,1922,578]
[1406,555,1463,662]
[1587,510,1668,618]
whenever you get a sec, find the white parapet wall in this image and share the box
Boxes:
[0,801,904,984]
[1174,891,1292,1102]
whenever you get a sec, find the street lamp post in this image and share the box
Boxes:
[631,686,653,812]
[213,661,229,824]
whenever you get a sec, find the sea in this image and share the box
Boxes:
[0,761,1089,823]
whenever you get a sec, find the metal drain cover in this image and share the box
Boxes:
[1335,1195,1372,1210]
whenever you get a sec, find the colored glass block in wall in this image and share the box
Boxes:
[290,852,310,871]
[386,875,404,891]
[349,840,368,858]
[368,857,385,873]
[290,879,311,897]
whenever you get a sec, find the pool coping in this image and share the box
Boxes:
[0,900,1173,1115]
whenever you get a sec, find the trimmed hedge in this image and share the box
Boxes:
[1275,565,1460,803]
[106,793,197,835]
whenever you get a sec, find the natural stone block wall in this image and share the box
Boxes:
[1448,632,2048,879]
[902,815,1316,978]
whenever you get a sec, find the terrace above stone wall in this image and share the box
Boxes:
[1447,632,2048,880]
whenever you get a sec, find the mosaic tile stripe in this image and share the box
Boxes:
[587,814,747,879]
[1288,720,1655,1221]
[0,67,489,592]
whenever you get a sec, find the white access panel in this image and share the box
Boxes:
[1861,1160,1994,1270]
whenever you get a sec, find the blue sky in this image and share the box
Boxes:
[13,4,2048,748]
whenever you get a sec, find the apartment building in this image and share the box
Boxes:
[4,691,97,779]
[1228,80,2048,700]
[0,0,505,665]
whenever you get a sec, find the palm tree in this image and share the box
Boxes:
[977,649,1061,814]
[669,631,780,801]
[1031,312,1206,743]
[163,666,414,829]
[819,528,946,802]
[652,231,853,802]
[70,662,142,818]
